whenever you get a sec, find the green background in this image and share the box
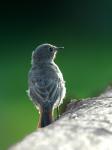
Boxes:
[0,1,112,149]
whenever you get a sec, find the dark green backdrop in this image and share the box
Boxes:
[0,1,112,149]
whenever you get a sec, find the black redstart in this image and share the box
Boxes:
[28,43,66,128]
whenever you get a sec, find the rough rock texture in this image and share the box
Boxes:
[9,86,112,150]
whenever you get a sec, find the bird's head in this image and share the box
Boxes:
[32,43,64,64]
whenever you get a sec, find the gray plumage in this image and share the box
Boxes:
[28,44,66,126]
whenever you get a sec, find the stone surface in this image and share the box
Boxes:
[9,86,112,150]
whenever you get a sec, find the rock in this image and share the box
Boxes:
[9,86,112,150]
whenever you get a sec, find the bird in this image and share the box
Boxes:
[27,43,66,128]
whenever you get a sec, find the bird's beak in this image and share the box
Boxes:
[55,46,64,51]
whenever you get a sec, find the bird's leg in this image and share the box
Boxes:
[56,106,60,120]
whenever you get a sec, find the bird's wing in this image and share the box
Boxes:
[29,77,62,107]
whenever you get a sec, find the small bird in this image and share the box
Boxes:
[28,43,66,128]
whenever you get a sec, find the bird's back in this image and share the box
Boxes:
[28,62,66,108]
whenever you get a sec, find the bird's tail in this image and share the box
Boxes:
[38,105,53,128]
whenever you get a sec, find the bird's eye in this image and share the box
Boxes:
[49,47,53,52]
